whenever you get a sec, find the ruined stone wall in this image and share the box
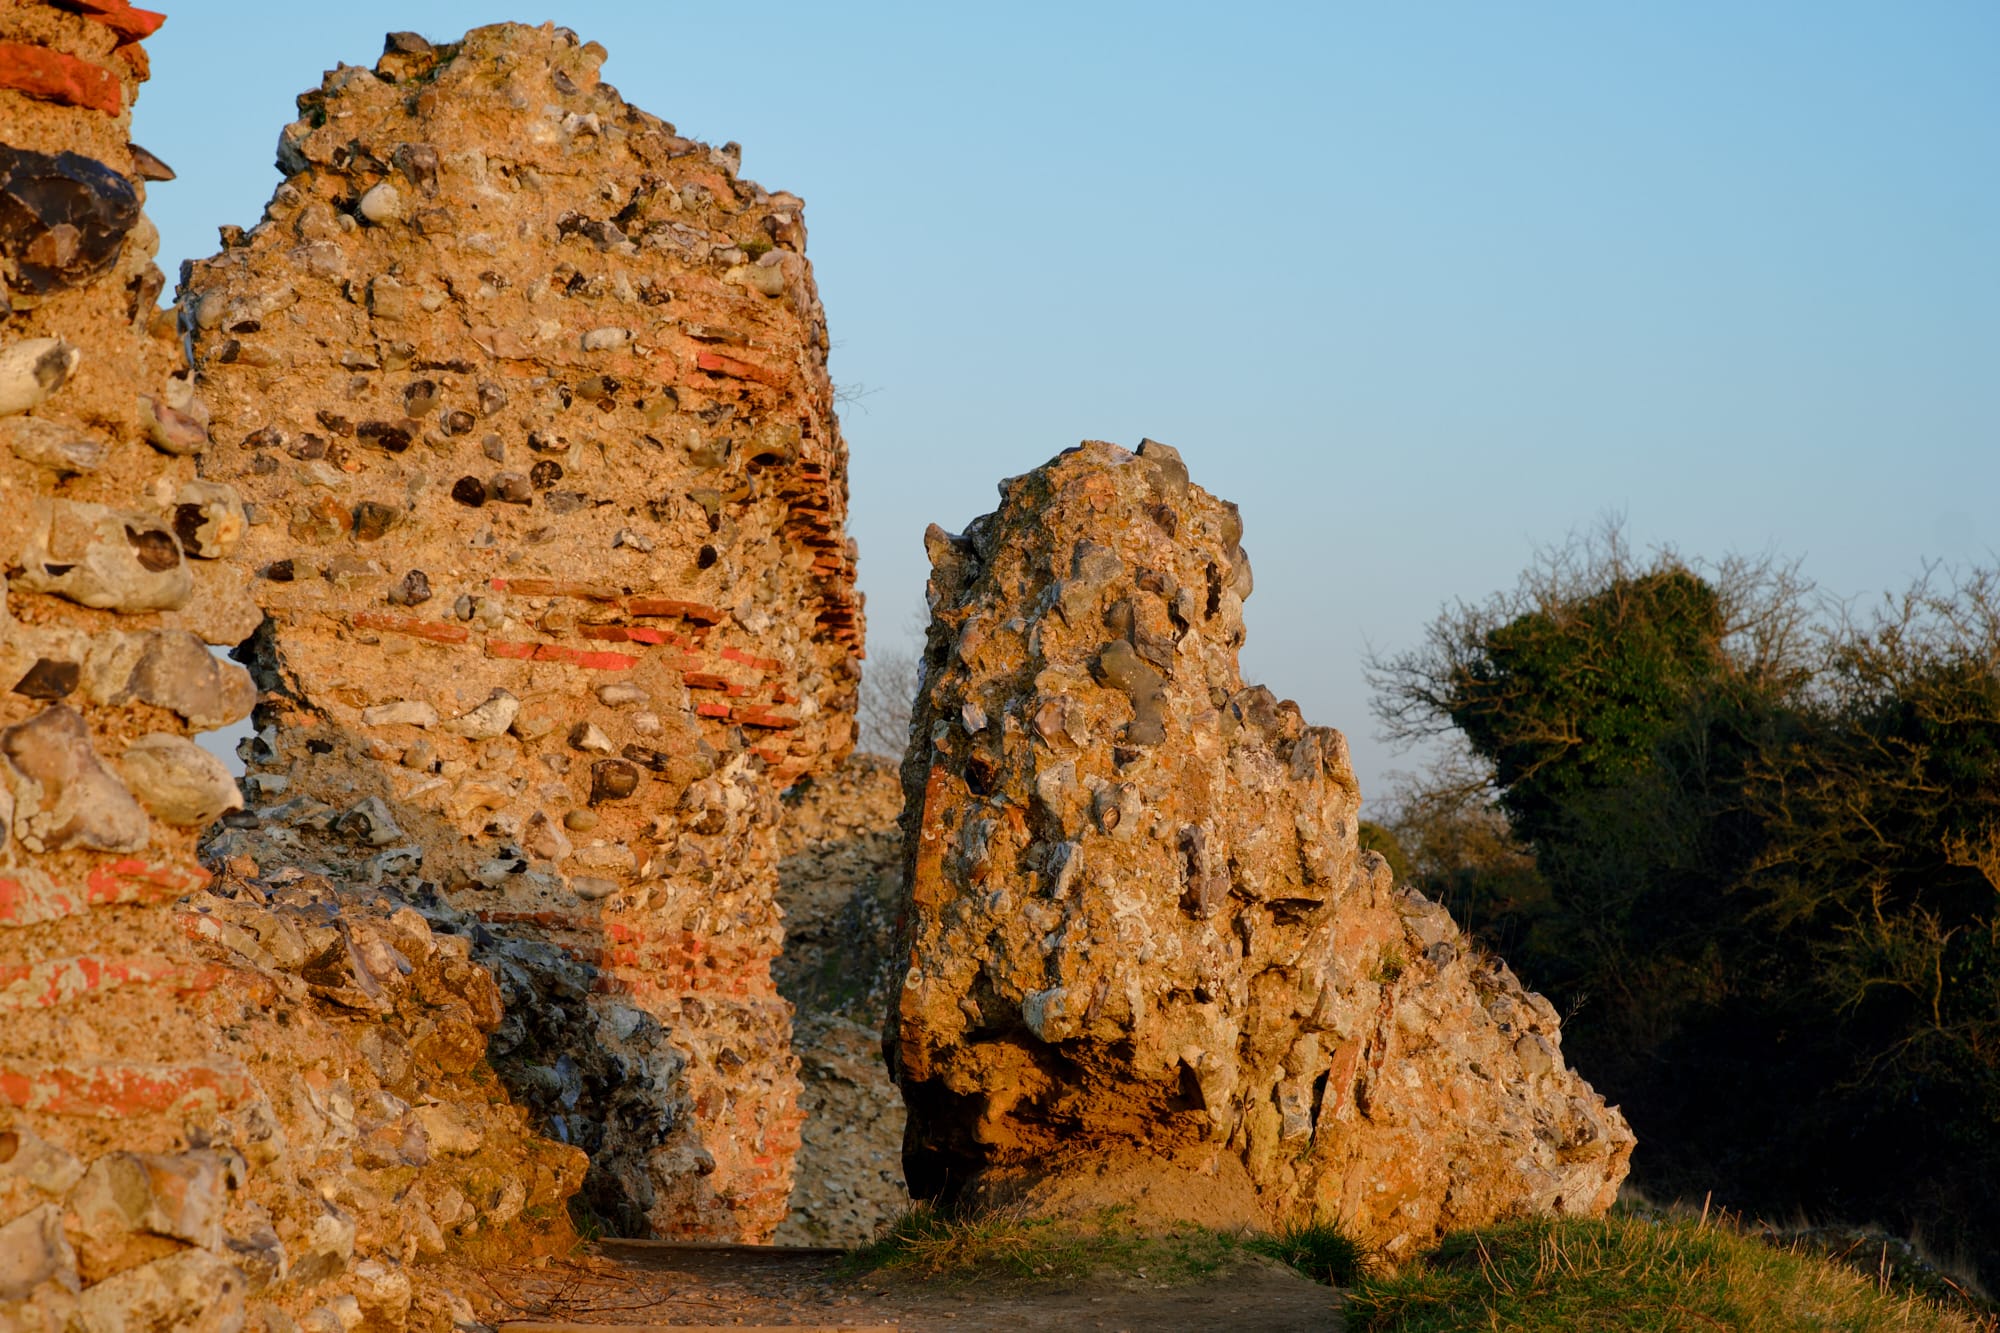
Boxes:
[889,440,1634,1262]
[770,753,907,1246]
[183,24,862,1244]
[1,6,586,1331]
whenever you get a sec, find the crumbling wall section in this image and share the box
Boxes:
[889,440,1634,1262]
[183,23,862,1242]
[771,753,907,1246]
[1,7,583,1332]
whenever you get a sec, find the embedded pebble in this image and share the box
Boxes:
[1,416,105,473]
[0,338,80,416]
[362,700,438,728]
[170,480,247,558]
[588,759,640,804]
[359,182,403,224]
[388,569,432,605]
[119,733,245,826]
[567,722,613,754]
[15,501,192,613]
[0,705,150,853]
[140,393,208,455]
[595,682,649,708]
[335,796,405,847]
[443,690,519,740]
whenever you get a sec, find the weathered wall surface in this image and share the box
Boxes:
[771,753,907,1246]
[1,7,584,1332]
[183,23,862,1243]
[889,440,1634,1261]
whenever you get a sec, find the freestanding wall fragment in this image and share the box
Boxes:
[889,440,1633,1260]
[1,8,586,1332]
[184,24,863,1242]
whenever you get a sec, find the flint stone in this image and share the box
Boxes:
[0,147,140,295]
[11,657,79,700]
[170,481,247,559]
[66,1149,227,1281]
[1,414,104,473]
[336,796,405,847]
[361,700,437,728]
[72,1246,246,1333]
[0,1204,75,1305]
[119,733,245,825]
[14,501,192,612]
[0,1126,86,1199]
[0,704,149,853]
[125,631,257,729]
[0,338,79,416]
[443,689,519,740]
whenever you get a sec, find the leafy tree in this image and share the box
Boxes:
[1371,535,2000,1279]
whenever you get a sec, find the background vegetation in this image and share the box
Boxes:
[1369,528,2000,1282]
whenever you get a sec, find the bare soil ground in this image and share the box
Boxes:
[454,1239,1343,1332]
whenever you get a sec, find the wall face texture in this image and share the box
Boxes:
[1,7,588,1332]
[889,440,1635,1261]
[3,9,862,1330]
[182,24,861,1245]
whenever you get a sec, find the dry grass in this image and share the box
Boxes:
[843,1205,1251,1287]
[1348,1211,1997,1332]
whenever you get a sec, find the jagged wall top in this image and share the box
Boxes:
[184,22,861,779]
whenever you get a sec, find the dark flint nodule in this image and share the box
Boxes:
[388,569,432,606]
[12,658,80,700]
[352,501,399,541]
[0,145,140,294]
[588,759,641,805]
[126,524,181,573]
[450,476,488,507]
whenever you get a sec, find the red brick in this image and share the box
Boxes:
[540,644,640,670]
[682,671,748,695]
[734,708,800,730]
[579,624,668,645]
[58,0,167,40]
[694,702,731,720]
[0,860,209,929]
[720,647,781,673]
[352,612,470,644]
[0,41,122,113]
[693,349,788,388]
[0,956,225,1012]
[628,597,725,625]
[482,641,640,670]
[0,1060,252,1118]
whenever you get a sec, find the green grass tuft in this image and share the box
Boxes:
[1247,1219,1370,1287]
[1347,1213,1995,1332]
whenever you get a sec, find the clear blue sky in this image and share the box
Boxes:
[140,3,2000,802]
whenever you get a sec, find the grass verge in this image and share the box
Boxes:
[1346,1213,1996,1333]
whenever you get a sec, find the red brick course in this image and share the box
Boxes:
[0,40,123,113]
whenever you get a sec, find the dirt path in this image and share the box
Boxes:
[452,1240,1343,1332]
